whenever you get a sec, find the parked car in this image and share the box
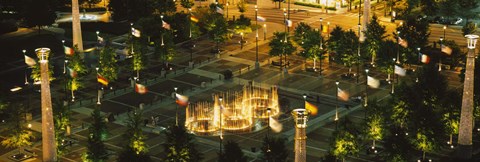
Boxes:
[430,16,463,25]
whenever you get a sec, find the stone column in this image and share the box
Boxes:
[72,0,84,51]
[292,109,309,162]
[457,34,478,159]
[36,48,57,162]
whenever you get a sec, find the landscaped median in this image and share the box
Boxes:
[293,2,338,11]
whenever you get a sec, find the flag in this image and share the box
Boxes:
[305,101,318,116]
[24,55,36,67]
[441,45,452,55]
[421,54,430,64]
[286,19,293,27]
[216,6,224,14]
[394,65,406,76]
[97,74,109,86]
[64,46,74,55]
[190,16,199,23]
[175,93,189,106]
[162,20,171,30]
[135,83,148,94]
[132,28,141,37]
[97,36,104,44]
[337,88,349,101]
[269,117,283,133]
[322,25,328,33]
[220,105,233,116]
[367,76,380,88]
[68,68,77,78]
[257,16,266,22]
[398,37,408,48]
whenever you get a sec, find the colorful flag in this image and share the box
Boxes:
[162,20,171,30]
[269,117,283,133]
[322,25,328,33]
[190,16,199,23]
[394,65,406,76]
[175,93,189,106]
[97,74,109,86]
[64,46,74,55]
[367,76,380,88]
[337,88,349,101]
[421,54,430,64]
[97,36,104,44]
[441,45,452,55]
[216,6,224,14]
[132,28,141,37]
[257,16,266,22]
[286,19,293,27]
[24,55,36,67]
[135,83,148,94]
[398,37,408,48]
[68,68,77,78]
[305,101,318,116]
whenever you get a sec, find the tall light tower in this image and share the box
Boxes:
[457,34,478,159]
[36,48,57,162]
[72,0,83,52]
[292,109,309,162]
[255,5,260,69]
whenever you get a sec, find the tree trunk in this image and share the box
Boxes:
[313,58,316,69]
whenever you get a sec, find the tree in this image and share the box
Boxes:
[365,101,385,149]
[382,125,415,161]
[457,0,479,23]
[376,40,397,81]
[130,40,147,78]
[462,22,477,36]
[338,30,359,75]
[331,118,360,161]
[237,0,247,13]
[420,0,438,16]
[298,28,326,71]
[152,0,177,15]
[0,103,35,155]
[202,4,229,53]
[23,0,57,31]
[327,26,344,62]
[218,140,247,162]
[53,100,71,156]
[441,90,461,146]
[268,32,296,67]
[230,14,252,35]
[66,48,87,101]
[118,109,151,162]
[180,0,194,9]
[85,0,101,8]
[438,0,459,20]
[163,125,203,161]
[364,15,387,65]
[396,16,430,65]
[260,136,288,162]
[99,44,119,83]
[82,108,109,162]
[293,22,312,45]
[154,33,176,64]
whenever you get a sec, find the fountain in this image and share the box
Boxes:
[185,84,279,135]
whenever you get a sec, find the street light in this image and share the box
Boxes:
[283,9,287,34]
[96,67,101,105]
[391,58,396,94]
[174,87,178,126]
[357,23,361,84]
[263,24,267,41]
[226,2,229,20]
[23,49,28,85]
[396,31,401,64]
[327,22,330,39]
[443,25,447,40]
[365,69,369,107]
[335,81,339,121]
[240,32,244,49]
[439,37,444,71]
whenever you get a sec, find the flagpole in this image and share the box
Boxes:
[255,5,259,69]
[335,81,339,121]
[439,37,443,71]
[96,67,101,105]
[365,69,369,107]
[23,49,29,85]
[391,58,396,94]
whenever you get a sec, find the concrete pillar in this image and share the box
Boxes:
[72,0,84,52]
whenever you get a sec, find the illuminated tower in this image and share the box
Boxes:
[457,34,478,159]
[292,109,309,162]
[36,48,57,162]
[72,0,84,51]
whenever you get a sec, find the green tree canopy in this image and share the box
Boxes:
[163,125,203,161]
[218,140,247,162]
[364,15,387,65]
[268,32,296,57]
[99,44,119,82]
[82,108,109,162]
[260,136,288,162]
[118,109,151,162]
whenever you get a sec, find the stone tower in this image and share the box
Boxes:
[72,0,83,51]
[36,48,57,162]
[292,109,309,162]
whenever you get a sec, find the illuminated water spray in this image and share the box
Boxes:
[185,84,279,135]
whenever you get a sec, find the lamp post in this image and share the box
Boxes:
[417,47,421,64]
[64,60,68,96]
[335,81,339,121]
[320,18,323,35]
[327,22,330,39]
[255,5,260,69]
[174,87,178,126]
[96,67,101,105]
[439,37,443,71]
[391,58,396,94]
[365,69,369,107]
[287,0,290,32]
[23,49,29,85]
[226,2,229,20]
[263,24,267,41]
[396,31,400,64]
[240,32,244,49]
[443,26,447,40]
[357,23,361,84]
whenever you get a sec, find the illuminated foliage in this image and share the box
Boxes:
[83,108,109,162]
[364,15,387,65]
[332,131,359,160]
[0,103,35,153]
[118,109,151,162]
[268,32,296,58]
[99,45,118,82]
[53,100,71,156]
[260,136,288,162]
[163,125,202,161]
